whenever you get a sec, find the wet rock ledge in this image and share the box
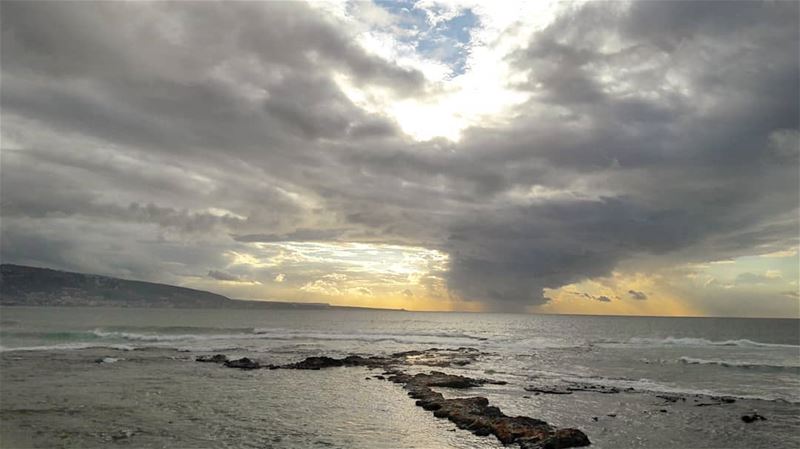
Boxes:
[196,349,590,449]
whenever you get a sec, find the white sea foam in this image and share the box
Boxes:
[88,328,487,346]
[0,343,136,352]
[608,336,799,348]
[543,372,800,403]
[679,356,800,372]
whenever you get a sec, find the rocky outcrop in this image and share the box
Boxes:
[386,370,589,449]
[280,355,389,370]
[196,354,228,363]
[223,357,260,370]
[741,412,766,423]
[525,385,573,395]
[280,352,588,449]
[197,348,590,449]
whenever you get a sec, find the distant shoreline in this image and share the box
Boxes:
[1,264,796,319]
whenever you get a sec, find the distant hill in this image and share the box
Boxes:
[0,264,336,309]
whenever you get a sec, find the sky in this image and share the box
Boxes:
[1,0,798,317]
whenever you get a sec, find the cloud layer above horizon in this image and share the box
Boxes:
[2,0,798,316]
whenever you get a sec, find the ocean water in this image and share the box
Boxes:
[1,307,799,448]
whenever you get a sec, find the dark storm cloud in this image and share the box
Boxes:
[437,0,798,310]
[568,291,612,303]
[628,290,648,301]
[233,229,346,243]
[208,270,248,283]
[1,1,797,312]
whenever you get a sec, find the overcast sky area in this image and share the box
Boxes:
[1,0,798,317]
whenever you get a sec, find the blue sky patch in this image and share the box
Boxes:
[372,0,480,77]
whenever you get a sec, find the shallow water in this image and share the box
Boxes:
[1,307,799,448]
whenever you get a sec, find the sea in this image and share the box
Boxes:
[1,306,799,448]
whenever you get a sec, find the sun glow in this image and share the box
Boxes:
[210,241,454,310]
[331,0,566,142]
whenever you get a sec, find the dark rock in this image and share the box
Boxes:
[741,413,767,423]
[566,384,619,394]
[196,354,228,363]
[657,395,685,403]
[414,371,483,389]
[273,349,590,449]
[520,429,591,449]
[224,357,260,370]
[525,386,572,395]
[283,356,343,370]
[395,370,588,448]
[607,414,617,418]
[281,354,389,370]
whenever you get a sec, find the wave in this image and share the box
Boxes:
[679,356,800,373]
[531,371,800,404]
[0,343,136,352]
[607,336,799,348]
[501,336,588,350]
[0,327,489,352]
[254,328,488,341]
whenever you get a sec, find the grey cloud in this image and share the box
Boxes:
[233,228,346,243]
[437,0,798,309]
[628,290,648,301]
[208,270,245,282]
[568,291,612,303]
[735,272,781,285]
[1,1,424,93]
[1,1,797,315]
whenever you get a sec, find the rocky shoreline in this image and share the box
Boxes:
[197,348,591,449]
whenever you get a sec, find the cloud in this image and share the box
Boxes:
[568,291,613,303]
[735,272,783,285]
[1,1,797,315]
[208,270,243,282]
[628,290,648,300]
[233,229,345,243]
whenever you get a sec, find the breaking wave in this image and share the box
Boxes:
[0,343,136,352]
[679,356,800,373]
[0,327,489,351]
[610,336,799,348]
